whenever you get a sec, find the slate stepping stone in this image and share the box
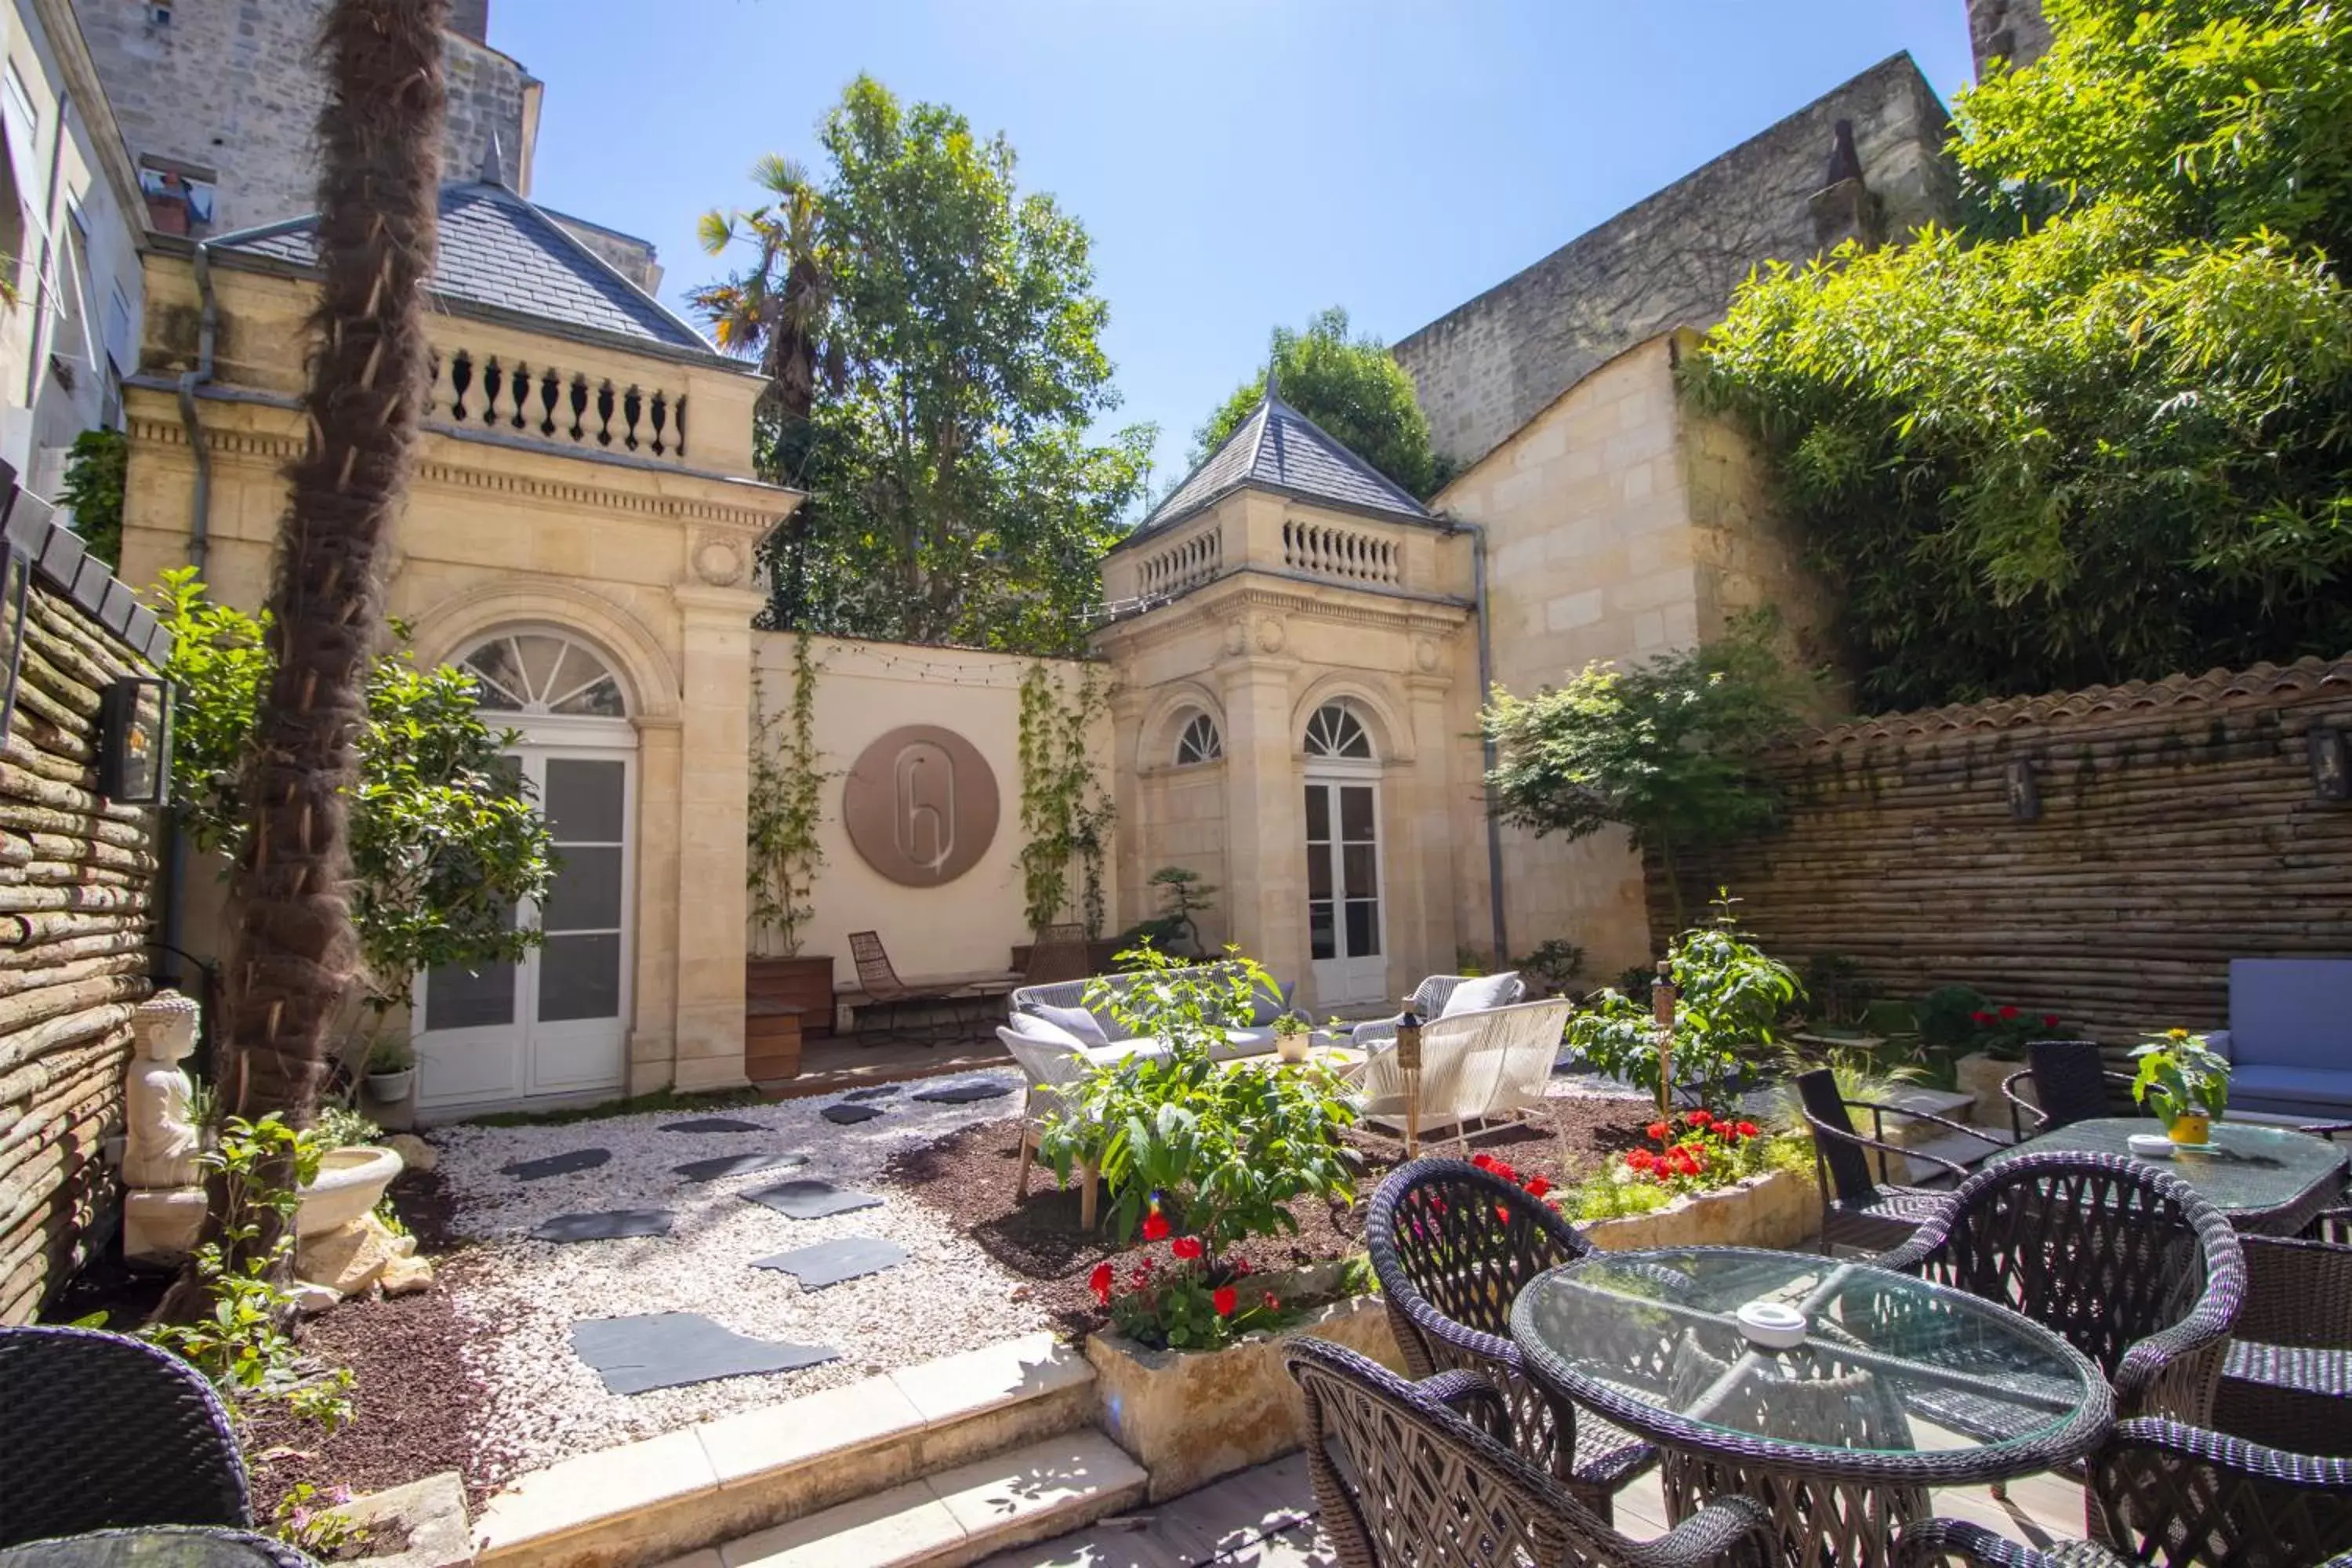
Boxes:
[531,1209,674,1243]
[673,1151,809,1183]
[912,1078,1014,1105]
[570,1312,837,1395]
[742,1178,884,1220]
[821,1103,884,1125]
[662,1117,767,1134]
[843,1085,901,1102]
[502,1148,611,1180]
[753,1236,909,1289]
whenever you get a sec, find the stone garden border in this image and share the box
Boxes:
[1578,1165,1817,1253]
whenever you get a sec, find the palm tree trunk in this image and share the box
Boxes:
[222,0,447,1123]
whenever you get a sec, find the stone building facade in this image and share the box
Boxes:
[1392,53,1955,472]
[1968,0,2053,74]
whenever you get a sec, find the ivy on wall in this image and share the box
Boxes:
[1018,661,1115,938]
[748,632,829,956]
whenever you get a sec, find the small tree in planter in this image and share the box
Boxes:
[1040,947,1359,1350]
[2131,1028,2232,1145]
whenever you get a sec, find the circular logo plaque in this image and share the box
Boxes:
[841,725,1000,887]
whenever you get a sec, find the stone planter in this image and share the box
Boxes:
[1087,1292,1403,1502]
[1579,1166,1817,1253]
[1955,1051,2022,1130]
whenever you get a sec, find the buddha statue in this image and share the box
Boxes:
[122,990,209,1261]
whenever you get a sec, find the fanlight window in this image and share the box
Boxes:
[1174,712,1222,766]
[1303,702,1372,760]
[460,632,626,717]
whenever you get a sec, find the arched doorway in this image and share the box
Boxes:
[1302,701,1384,1005]
[414,629,637,1109]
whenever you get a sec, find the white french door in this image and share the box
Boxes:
[416,739,635,1109]
[1305,776,1385,1006]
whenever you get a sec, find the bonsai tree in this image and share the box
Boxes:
[1481,626,1805,925]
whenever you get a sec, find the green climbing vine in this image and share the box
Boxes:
[1018,661,1116,938]
[748,632,828,956]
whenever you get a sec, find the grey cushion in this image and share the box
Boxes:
[1247,980,1296,1028]
[1441,971,1521,1018]
[2227,1064,2352,1115]
[1004,1011,1087,1054]
[1032,1001,1110,1050]
[2228,958,2352,1070]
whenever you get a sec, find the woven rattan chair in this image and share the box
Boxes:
[1020,923,1093,988]
[0,1526,324,1566]
[1794,1069,1976,1254]
[2210,1231,2352,1456]
[846,930,994,1041]
[0,1326,251,1547]
[1893,1419,2352,1566]
[1283,1336,1772,1568]
[1874,1150,2245,1426]
[1365,1156,1657,1520]
[2002,1040,2136,1139]
[1350,973,1526,1050]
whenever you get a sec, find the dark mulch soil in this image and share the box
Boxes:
[881,1095,1657,1336]
[244,1167,499,1519]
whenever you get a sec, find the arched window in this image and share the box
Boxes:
[459,631,626,717]
[1302,702,1372,760]
[1174,712,1222,766]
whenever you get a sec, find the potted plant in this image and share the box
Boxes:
[2130,1028,2230,1145]
[365,1035,416,1104]
[747,641,836,1039]
[1272,1011,1312,1065]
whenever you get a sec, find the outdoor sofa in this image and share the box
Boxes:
[1007,963,1301,1064]
[2210,957,2352,1120]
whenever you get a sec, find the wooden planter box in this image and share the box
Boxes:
[747,954,835,1039]
[1087,1291,1403,1502]
[1580,1166,1818,1253]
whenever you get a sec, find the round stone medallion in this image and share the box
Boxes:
[840,725,1000,887]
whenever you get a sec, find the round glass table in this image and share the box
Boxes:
[1512,1247,2113,1567]
[1990,1117,2348,1235]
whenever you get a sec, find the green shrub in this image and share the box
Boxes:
[1803,954,1875,1026]
[1564,894,1801,1109]
[1513,938,1587,998]
[1915,985,1991,1050]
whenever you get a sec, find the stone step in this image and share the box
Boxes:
[665,1430,1148,1568]
[474,1333,1096,1568]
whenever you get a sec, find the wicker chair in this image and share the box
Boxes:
[1874,1150,2245,1426]
[0,1325,252,1547]
[1283,1336,1772,1568]
[2002,1040,2136,1139]
[845,930,996,1041]
[1893,1419,2352,1566]
[1019,923,1093,988]
[1364,1156,1657,1520]
[1792,1068,1977,1254]
[0,1526,325,1566]
[1350,973,1526,1050]
[2210,1231,2352,1456]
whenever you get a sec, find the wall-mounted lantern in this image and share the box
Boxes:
[2006,756,2041,822]
[0,532,30,746]
[99,674,173,805]
[2313,728,2350,803]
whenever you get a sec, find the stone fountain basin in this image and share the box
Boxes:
[297,1144,405,1237]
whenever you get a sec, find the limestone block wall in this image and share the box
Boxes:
[72,0,537,231]
[755,637,1119,983]
[0,499,167,1323]
[1969,0,2053,73]
[1394,53,1955,471]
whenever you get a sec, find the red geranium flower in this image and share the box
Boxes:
[1089,1262,1114,1305]
[1971,1011,1992,1025]
[1735,1121,1759,1139]
[1212,1286,1238,1316]
[2043,1014,2061,1028]
[1688,1110,1713,1127]
[1129,1266,1152,1290]
[1261,1291,1280,1311]
[1646,1121,1671,1142]
[1142,1212,1169,1242]
[1470,1152,1494,1171]
[1171,1236,1203,1261]
[1232,1257,1252,1277]
[1999,1005,2020,1021]
[1523,1175,1552,1199]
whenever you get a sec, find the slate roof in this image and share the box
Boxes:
[212,180,717,357]
[1127,394,1432,541]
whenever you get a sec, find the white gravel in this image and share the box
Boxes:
[425,1069,1049,1484]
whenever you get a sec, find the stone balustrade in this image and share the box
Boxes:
[427,348,689,463]
[1134,524,1222,601]
[1281,517,1401,587]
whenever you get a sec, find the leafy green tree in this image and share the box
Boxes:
[153,570,554,1036]
[58,428,126,568]
[1481,633,1801,926]
[698,78,1152,653]
[1692,0,2352,710]
[1192,307,1443,499]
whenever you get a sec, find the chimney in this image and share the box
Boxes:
[1808,119,1883,251]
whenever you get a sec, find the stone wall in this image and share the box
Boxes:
[72,0,535,231]
[1393,53,1955,472]
[1969,0,2053,74]
[0,486,169,1324]
[1653,659,2352,1040]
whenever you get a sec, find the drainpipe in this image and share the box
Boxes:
[158,238,219,995]
[1443,517,1509,966]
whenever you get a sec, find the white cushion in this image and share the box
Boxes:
[1032,1001,1111,1050]
[1004,1012,1087,1053]
[1442,972,1521,1018]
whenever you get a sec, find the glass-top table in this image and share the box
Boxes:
[1512,1247,2112,1566]
[1991,1117,2348,1235]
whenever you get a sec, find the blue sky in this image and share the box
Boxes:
[492,1,1976,494]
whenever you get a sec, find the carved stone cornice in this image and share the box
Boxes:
[1094,574,1472,660]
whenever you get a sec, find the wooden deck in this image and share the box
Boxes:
[754,1022,1013,1100]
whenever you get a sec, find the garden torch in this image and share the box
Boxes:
[1396,1007,1423,1158]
